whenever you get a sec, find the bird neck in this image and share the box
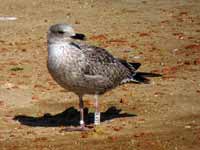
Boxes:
[48,41,71,55]
[48,37,72,44]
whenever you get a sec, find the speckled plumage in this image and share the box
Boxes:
[47,24,150,130]
[47,24,137,96]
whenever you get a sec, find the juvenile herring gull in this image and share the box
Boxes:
[47,23,159,131]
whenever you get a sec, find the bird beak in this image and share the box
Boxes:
[71,33,86,40]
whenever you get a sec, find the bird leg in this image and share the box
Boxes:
[94,94,100,125]
[79,96,85,128]
[62,95,89,131]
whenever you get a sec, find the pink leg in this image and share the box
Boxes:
[94,94,100,125]
[79,96,85,128]
[62,95,90,131]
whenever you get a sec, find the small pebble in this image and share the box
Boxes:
[184,125,191,129]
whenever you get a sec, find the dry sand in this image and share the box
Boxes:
[0,0,200,149]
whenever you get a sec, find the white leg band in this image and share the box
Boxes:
[80,120,84,125]
[94,112,101,125]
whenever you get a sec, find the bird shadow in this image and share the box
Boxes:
[13,106,136,127]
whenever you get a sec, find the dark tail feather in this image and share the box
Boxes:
[132,73,150,84]
[118,58,141,71]
[136,72,162,77]
[130,72,162,84]
[129,62,141,70]
[118,58,162,84]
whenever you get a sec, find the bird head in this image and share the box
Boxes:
[48,23,86,43]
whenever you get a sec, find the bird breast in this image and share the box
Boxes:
[47,43,85,89]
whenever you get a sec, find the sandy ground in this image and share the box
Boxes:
[0,0,200,149]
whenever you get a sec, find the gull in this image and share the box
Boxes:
[47,23,160,131]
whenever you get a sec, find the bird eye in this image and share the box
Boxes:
[57,31,65,34]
